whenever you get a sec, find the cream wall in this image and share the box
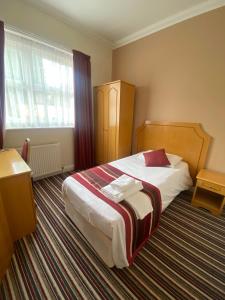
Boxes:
[112,7,225,173]
[0,0,112,169]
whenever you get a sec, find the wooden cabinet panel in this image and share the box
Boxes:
[94,80,135,165]
[0,193,13,280]
[118,82,135,158]
[107,87,119,162]
[95,88,105,165]
[103,129,109,163]
[0,173,36,241]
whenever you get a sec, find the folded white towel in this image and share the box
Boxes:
[110,174,135,192]
[101,181,143,203]
[125,191,153,220]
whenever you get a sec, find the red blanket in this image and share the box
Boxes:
[71,164,162,265]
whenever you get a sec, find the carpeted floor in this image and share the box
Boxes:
[0,173,225,300]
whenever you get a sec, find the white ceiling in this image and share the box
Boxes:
[25,0,225,47]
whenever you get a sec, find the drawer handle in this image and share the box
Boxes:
[203,184,220,191]
[209,186,219,191]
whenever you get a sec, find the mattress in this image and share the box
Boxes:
[62,153,192,267]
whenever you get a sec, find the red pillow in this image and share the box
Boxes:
[143,149,170,167]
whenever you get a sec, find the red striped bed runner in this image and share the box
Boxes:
[70,164,162,265]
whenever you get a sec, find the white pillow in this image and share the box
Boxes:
[136,150,151,161]
[136,150,182,168]
[166,153,183,167]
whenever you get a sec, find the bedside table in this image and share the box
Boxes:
[192,169,225,216]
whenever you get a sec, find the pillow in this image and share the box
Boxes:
[143,149,170,167]
[136,150,152,161]
[137,150,182,167]
[166,153,182,167]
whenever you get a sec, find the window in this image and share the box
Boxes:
[5,31,74,129]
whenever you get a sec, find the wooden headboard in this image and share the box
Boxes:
[136,121,211,179]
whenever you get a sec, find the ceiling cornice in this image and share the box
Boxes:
[113,0,225,49]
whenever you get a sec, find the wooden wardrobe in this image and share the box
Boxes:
[94,80,135,165]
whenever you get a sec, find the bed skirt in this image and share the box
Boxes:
[65,196,114,267]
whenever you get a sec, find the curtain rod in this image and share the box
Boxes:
[5,25,73,56]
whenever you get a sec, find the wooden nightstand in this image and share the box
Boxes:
[192,169,225,216]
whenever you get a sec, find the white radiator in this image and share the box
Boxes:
[29,143,62,180]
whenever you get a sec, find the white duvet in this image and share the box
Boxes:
[62,153,192,268]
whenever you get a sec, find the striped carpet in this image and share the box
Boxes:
[0,174,225,300]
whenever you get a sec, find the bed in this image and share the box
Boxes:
[63,121,211,268]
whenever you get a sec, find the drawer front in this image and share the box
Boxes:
[197,179,225,195]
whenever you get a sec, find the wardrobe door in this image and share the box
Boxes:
[103,87,109,163]
[107,84,119,162]
[118,82,135,158]
[95,88,105,165]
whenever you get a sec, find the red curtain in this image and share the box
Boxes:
[0,21,4,149]
[73,50,94,171]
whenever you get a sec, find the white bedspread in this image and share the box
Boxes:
[62,154,192,268]
[110,154,192,211]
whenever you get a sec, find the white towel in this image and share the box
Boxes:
[110,174,136,192]
[125,191,153,220]
[101,181,143,203]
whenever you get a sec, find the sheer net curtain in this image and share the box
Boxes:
[5,32,74,129]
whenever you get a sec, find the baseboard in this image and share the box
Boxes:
[33,164,75,181]
[33,170,61,181]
